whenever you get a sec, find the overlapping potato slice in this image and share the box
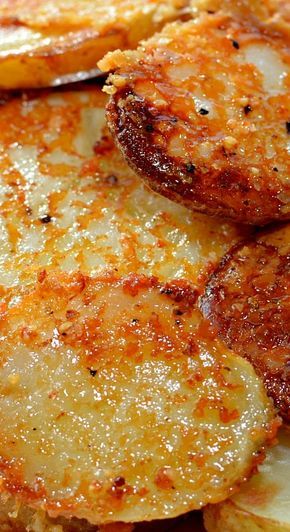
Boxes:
[201,223,290,422]
[102,11,290,225]
[0,85,246,295]
[0,270,275,524]
[204,429,290,532]
[0,0,190,89]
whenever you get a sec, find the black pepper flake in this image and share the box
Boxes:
[232,40,240,49]
[132,318,139,325]
[113,476,125,487]
[88,368,97,377]
[244,104,252,115]
[161,287,173,295]
[286,122,290,134]
[273,167,279,172]
[32,428,37,431]
[40,214,52,224]
[199,108,209,115]
[185,163,196,173]
[173,309,183,316]
[145,123,154,132]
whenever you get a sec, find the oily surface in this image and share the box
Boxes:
[0,271,274,523]
[0,0,190,88]
[0,85,246,297]
[103,12,290,225]
[201,224,290,422]
[204,428,290,532]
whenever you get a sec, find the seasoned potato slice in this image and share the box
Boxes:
[201,224,290,422]
[0,86,246,295]
[204,429,290,532]
[0,0,189,89]
[0,271,275,524]
[102,12,290,225]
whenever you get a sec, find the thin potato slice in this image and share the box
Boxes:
[0,0,189,89]
[102,12,290,225]
[204,429,290,532]
[0,86,246,295]
[0,271,275,524]
[201,224,290,422]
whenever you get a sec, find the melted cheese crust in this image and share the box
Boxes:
[0,271,275,524]
[102,12,290,225]
[0,0,190,89]
[0,86,246,297]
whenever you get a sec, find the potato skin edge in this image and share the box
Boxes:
[107,88,288,226]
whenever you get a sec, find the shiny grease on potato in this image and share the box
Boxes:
[201,224,290,422]
[102,12,290,225]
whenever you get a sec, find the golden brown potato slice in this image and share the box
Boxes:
[0,85,246,296]
[201,224,290,422]
[102,12,290,225]
[0,270,275,524]
[204,429,290,532]
[0,83,223,531]
[0,0,190,89]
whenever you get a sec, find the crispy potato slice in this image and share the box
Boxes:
[0,0,190,89]
[0,85,246,295]
[204,429,290,532]
[201,223,290,422]
[0,271,275,524]
[102,12,290,225]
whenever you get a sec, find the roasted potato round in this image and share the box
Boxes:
[0,271,275,524]
[0,0,189,89]
[201,223,290,422]
[102,12,290,225]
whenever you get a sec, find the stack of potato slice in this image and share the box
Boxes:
[0,1,289,531]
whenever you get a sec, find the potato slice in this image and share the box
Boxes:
[0,0,189,89]
[204,429,290,532]
[0,271,275,524]
[0,85,246,294]
[201,224,290,422]
[102,12,290,225]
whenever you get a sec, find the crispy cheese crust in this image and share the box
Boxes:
[0,86,246,296]
[201,224,290,422]
[103,12,290,225]
[0,0,190,89]
[0,271,275,524]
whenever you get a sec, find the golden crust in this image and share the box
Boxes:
[0,85,246,296]
[0,270,275,523]
[102,12,290,225]
[0,0,190,89]
[201,223,290,422]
